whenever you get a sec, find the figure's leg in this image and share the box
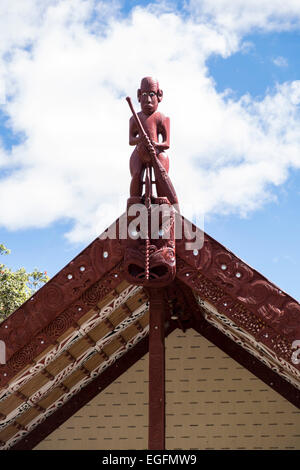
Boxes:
[157,152,169,173]
[154,152,179,208]
[130,150,145,197]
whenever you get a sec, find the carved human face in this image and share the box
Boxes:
[139,82,159,115]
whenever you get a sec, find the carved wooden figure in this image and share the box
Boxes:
[124,77,178,288]
[129,77,179,206]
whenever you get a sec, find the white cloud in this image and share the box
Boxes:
[273,56,288,67]
[0,0,299,243]
[189,0,300,34]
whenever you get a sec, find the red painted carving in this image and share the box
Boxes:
[0,266,123,385]
[123,78,178,288]
[280,302,300,338]
[1,208,298,386]
[146,288,166,450]
[176,214,300,345]
[176,248,300,371]
[0,229,124,382]
[123,196,176,287]
[128,77,178,206]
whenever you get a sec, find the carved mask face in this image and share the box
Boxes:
[138,80,159,115]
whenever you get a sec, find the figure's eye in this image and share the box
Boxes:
[149,92,155,97]
[142,92,147,96]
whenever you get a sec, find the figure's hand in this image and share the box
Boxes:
[137,136,156,163]
[142,134,153,151]
[137,142,152,164]
[143,135,158,158]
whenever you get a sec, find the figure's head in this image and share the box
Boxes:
[137,77,163,115]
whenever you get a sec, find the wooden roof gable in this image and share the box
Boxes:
[0,214,299,450]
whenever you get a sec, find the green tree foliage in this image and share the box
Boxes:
[0,244,49,322]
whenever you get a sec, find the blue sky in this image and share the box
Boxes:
[0,0,299,301]
[208,31,300,98]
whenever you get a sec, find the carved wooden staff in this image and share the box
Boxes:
[126,97,152,280]
[144,162,151,280]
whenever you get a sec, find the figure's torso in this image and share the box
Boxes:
[136,111,167,143]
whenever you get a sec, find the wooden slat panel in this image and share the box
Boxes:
[139,311,150,328]
[19,372,49,397]
[126,293,147,312]
[68,337,90,359]
[37,388,64,409]
[0,394,24,416]
[103,340,121,357]
[46,354,72,376]
[0,424,18,442]
[87,322,111,343]
[15,407,40,427]
[63,370,86,390]
[83,353,105,372]
[121,325,139,343]
[108,308,128,327]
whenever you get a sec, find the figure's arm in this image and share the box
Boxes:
[152,115,170,152]
[129,116,140,146]
[129,114,153,157]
